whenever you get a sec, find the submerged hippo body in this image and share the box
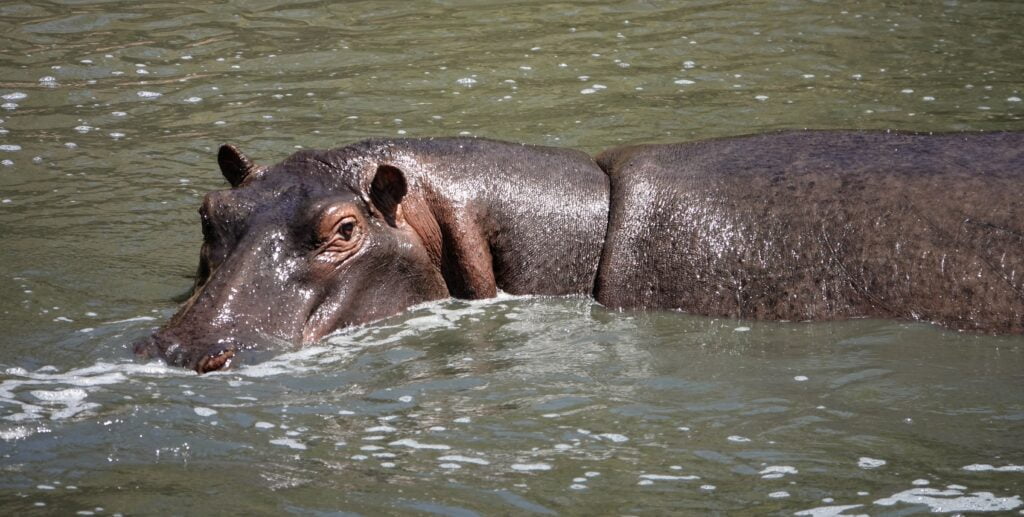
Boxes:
[136,131,1024,372]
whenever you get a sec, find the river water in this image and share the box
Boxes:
[1,1,1022,515]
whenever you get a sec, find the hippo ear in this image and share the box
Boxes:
[369,164,407,227]
[217,144,259,188]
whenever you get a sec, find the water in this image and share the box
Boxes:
[1,0,1022,514]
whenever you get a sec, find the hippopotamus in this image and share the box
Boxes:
[134,131,1024,372]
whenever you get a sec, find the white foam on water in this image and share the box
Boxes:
[963,464,1024,472]
[794,504,865,516]
[269,438,306,450]
[511,463,551,472]
[254,422,275,429]
[0,144,21,151]
[437,455,489,465]
[456,77,477,86]
[639,474,700,481]
[760,465,798,479]
[727,435,751,443]
[794,375,809,381]
[701,485,716,491]
[183,97,202,103]
[365,425,396,433]
[194,407,217,417]
[1009,96,1022,102]
[674,79,695,85]
[913,479,930,485]
[858,457,886,469]
[136,91,161,99]
[769,491,790,498]
[598,433,628,442]
[755,95,769,101]
[389,438,450,450]
[874,487,1022,513]
[453,416,471,423]
[2,92,27,101]
[439,463,461,469]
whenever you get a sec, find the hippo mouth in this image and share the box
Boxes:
[133,334,240,373]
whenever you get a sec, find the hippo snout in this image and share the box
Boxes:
[133,333,238,374]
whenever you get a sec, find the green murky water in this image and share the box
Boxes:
[1,1,1023,515]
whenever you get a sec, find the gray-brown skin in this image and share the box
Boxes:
[133,138,609,372]
[137,131,1024,373]
[595,131,1024,333]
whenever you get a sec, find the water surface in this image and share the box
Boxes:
[1,1,1022,515]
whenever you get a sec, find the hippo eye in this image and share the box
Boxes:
[338,221,355,241]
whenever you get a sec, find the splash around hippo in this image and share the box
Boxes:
[134,131,1024,373]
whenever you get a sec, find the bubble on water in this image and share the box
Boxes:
[366,425,396,433]
[360,445,384,451]
[453,416,471,423]
[674,79,695,85]
[39,76,58,87]
[0,144,21,152]
[922,96,935,101]
[1,103,17,110]
[962,464,1024,472]
[2,92,27,101]
[183,97,202,103]
[734,326,750,332]
[511,463,551,472]
[760,465,798,479]
[901,89,914,94]
[269,438,306,450]
[769,491,791,498]
[1008,97,1021,102]
[429,426,446,432]
[851,74,862,80]
[913,479,930,486]
[439,455,490,465]
[803,74,815,79]
[38,484,55,490]
[701,485,717,491]
[194,407,217,417]
[137,91,162,99]
[74,125,93,133]
[456,77,477,86]
[580,88,597,94]
[592,84,607,90]
[875,486,1021,513]
[727,435,751,443]
[254,421,274,429]
[598,433,628,442]
[794,375,809,382]
[439,462,462,469]
[978,106,991,111]
[64,142,77,149]
[398,395,413,403]
[380,462,396,468]
[109,132,125,139]
[858,457,886,469]
[570,484,587,490]
[683,60,696,69]
[389,438,450,450]
[755,95,769,101]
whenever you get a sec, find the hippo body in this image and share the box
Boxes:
[596,131,1024,333]
[136,131,1024,372]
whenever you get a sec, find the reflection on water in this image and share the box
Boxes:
[1,0,1022,514]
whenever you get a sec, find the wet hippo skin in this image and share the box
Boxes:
[595,131,1023,333]
[136,131,1024,372]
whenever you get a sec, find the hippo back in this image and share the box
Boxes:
[594,130,1024,333]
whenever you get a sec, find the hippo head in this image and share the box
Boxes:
[134,144,449,373]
